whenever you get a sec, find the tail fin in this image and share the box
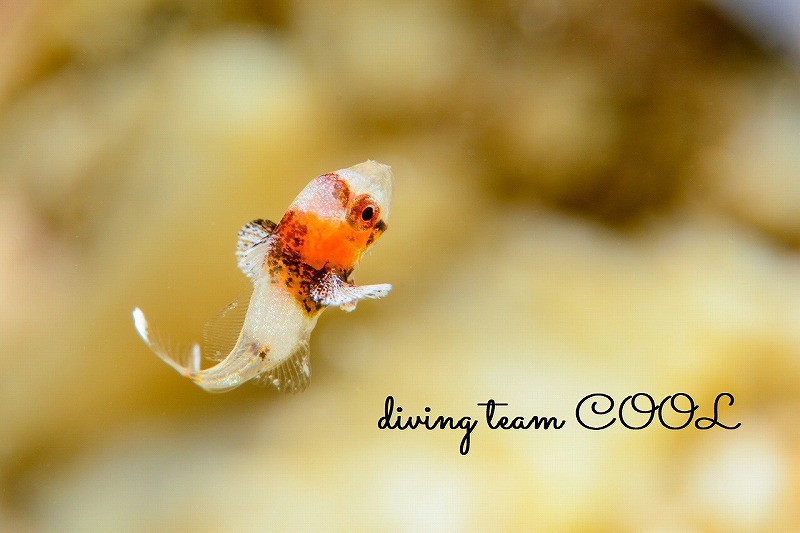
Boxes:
[132,307,201,376]
[132,306,259,393]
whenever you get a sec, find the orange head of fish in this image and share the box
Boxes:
[276,162,392,272]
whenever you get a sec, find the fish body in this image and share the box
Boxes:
[133,160,393,392]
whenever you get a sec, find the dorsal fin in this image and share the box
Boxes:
[236,219,276,281]
[258,338,312,393]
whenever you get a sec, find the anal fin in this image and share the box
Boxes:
[259,339,312,393]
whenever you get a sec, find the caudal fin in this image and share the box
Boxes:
[133,305,262,393]
[132,307,201,376]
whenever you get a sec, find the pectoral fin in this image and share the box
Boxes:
[339,300,357,313]
[310,270,391,310]
[236,219,276,281]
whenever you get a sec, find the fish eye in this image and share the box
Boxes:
[347,195,379,230]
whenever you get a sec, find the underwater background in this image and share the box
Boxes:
[1,1,799,530]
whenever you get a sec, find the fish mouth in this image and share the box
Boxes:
[345,160,393,221]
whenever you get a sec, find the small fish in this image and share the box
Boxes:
[133,160,393,393]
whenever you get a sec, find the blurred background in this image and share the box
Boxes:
[1,0,799,530]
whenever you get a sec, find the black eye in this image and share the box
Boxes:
[348,195,379,230]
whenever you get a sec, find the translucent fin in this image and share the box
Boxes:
[202,289,251,362]
[310,270,392,308]
[339,300,357,312]
[191,337,265,393]
[236,219,276,281]
[132,307,195,377]
[259,338,312,393]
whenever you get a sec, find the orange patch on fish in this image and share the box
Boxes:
[282,210,371,271]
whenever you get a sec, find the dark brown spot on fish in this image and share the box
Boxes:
[293,222,308,236]
[266,234,325,317]
[254,219,277,232]
[322,173,351,209]
[258,347,269,360]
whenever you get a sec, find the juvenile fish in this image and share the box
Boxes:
[133,160,393,392]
